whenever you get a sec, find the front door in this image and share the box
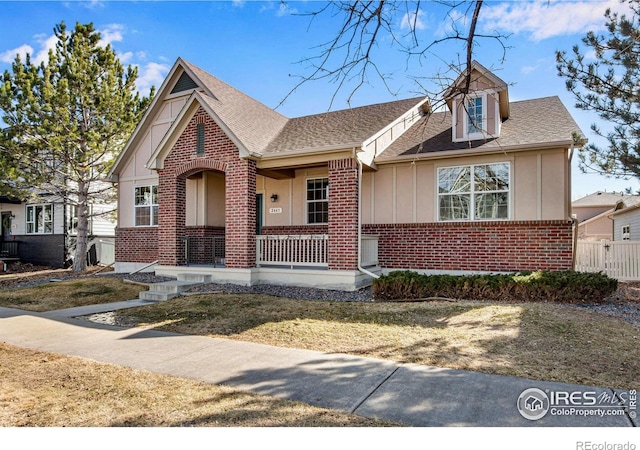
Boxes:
[256,194,263,235]
[1,212,11,242]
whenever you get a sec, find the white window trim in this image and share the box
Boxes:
[305,177,329,225]
[436,162,511,222]
[452,90,502,142]
[66,204,93,236]
[26,203,54,234]
[622,224,631,240]
[134,185,159,227]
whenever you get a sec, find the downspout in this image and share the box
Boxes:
[568,142,578,270]
[356,152,380,280]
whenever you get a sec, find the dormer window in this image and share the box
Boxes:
[466,95,485,136]
[452,93,492,142]
[445,61,509,143]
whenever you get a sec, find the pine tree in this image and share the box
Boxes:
[556,0,640,179]
[0,22,153,271]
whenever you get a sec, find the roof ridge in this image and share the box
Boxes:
[291,96,426,121]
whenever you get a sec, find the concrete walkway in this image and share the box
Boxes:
[0,302,636,427]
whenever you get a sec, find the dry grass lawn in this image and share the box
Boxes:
[0,343,395,427]
[0,277,144,312]
[116,293,640,390]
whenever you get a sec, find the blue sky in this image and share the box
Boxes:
[1,0,639,199]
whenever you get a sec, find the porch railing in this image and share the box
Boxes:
[0,241,19,259]
[360,235,379,267]
[183,236,226,266]
[256,234,379,269]
[256,234,328,268]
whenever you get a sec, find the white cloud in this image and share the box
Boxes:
[400,10,426,32]
[0,44,34,63]
[98,24,125,47]
[118,51,134,64]
[136,62,170,96]
[481,0,634,41]
[276,2,297,17]
[435,9,468,39]
[33,34,58,65]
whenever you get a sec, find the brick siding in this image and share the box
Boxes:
[328,158,360,270]
[156,106,256,268]
[115,227,158,263]
[363,220,573,272]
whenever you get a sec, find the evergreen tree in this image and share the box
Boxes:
[556,0,640,179]
[0,22,153,271]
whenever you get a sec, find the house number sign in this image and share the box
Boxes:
[269,207,283,214]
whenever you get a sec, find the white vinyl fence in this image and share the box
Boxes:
[575,240,640,280]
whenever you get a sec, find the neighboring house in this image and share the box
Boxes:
[572,191,631,241]
[610,196,640,241]
[109,58,583,290]
[0,194,116,268]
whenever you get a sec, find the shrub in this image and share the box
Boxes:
[371,270,618,304]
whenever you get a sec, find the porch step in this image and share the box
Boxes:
[176,273,212,283]
[139,277,205,303]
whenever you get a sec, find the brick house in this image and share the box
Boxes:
[109,59,583,290]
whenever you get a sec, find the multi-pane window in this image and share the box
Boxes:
[134,185,159,226]
[306,178,329,224]
[26,204,53,234]
[622,225,631,240]
[467,96,483,134]
[67,204,79,235]
[66,204,92,235]
[438,163,509,221]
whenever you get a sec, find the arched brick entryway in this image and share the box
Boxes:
[156,107,256,268]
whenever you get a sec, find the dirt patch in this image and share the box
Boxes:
[607,281,640,303]
[0,264,113,289]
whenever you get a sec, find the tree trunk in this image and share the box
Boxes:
[72,182,89,273]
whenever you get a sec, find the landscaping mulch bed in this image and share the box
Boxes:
[2,267,639,328]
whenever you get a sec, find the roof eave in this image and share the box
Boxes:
[147,91,253,170]
[375,139,577,164]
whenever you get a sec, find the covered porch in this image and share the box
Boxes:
[155,152,379,290]
[156,232,380,291]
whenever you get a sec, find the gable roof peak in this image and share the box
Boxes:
[443,60,510,120]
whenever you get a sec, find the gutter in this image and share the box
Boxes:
[374,140,578,165]
[356,153,380,280]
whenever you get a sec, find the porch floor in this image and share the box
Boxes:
[153,264,380,291]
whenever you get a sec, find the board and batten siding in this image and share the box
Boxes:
[117,95,188,228]
[362,147,570,224]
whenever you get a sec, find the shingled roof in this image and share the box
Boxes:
[378,96,583,160]
[176,60,424,157]
[572,191,628,207]
[263,97,424,155]
[182,60,289,155]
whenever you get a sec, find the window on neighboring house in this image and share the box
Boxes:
[306,178,329,224]
[622,225,631,240]
[26,204,53,234]
[438,162,510,221]
[67,204,78,235]
[134,185,159,226]
[66,204,92,235]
